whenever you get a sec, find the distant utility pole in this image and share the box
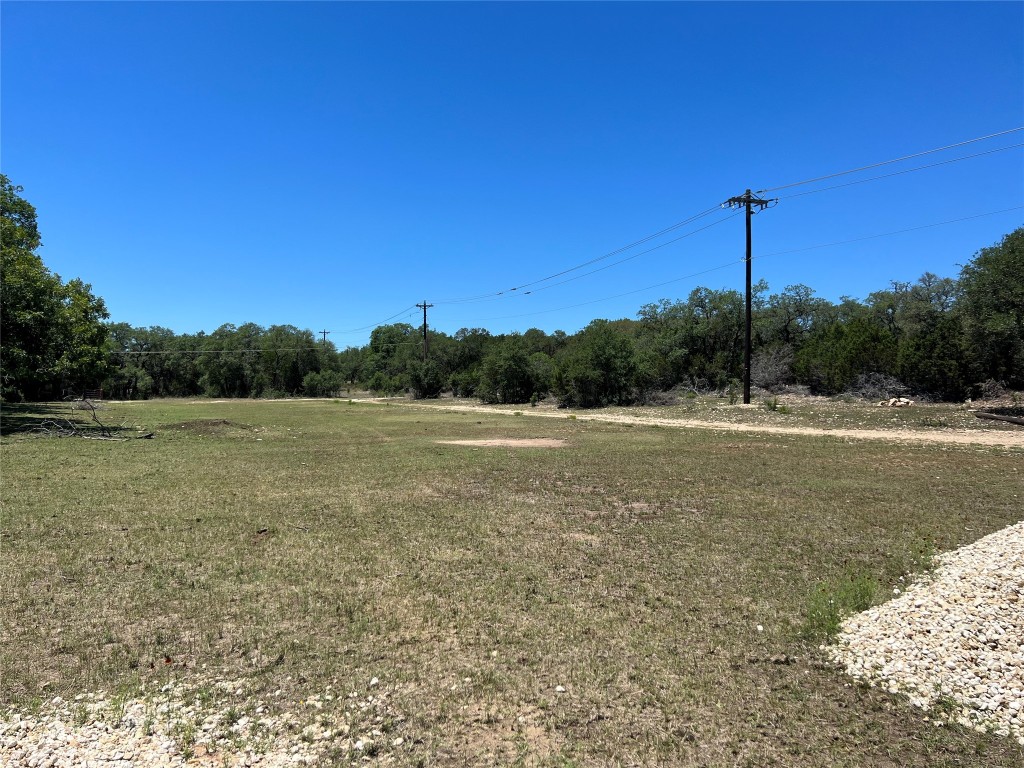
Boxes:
[416,301,434,364]
[319,329,330,343]
[724,189,774,405]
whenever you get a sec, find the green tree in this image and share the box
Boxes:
[794,315,898,395]
[1,176,110,400]
[553,320,639,408]
[409,359,445,399]
[478,337,538,404]
[896,314,969,400]
[197,323,263,397]
[258,325,320,396]
[957,228,1024,388]
[362,323,417,393]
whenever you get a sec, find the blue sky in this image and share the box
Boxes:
[3,1,1022,347]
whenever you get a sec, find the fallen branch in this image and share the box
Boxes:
[975,411,1024,427]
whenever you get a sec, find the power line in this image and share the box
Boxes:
[504,205,724,294]
[331,304,419,335]
[467,261,742,324]
[111,202,1021,351]
[757,127,1024,194]
[112,347,326,355]
[518,210,741,296]
[432,210,740,307]
[775,143,1024,200]
[755,205,1024,261]
[432,204,723,305]
[462,204,1022,326]
[320,137,1017,332]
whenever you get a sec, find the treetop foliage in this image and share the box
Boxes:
[1,175,110,401]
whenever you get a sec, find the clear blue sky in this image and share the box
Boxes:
[3,1,1022,347]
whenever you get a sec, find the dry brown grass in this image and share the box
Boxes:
[1,398,1022,766]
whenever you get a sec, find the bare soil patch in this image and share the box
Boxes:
[436,437,568,448]
[161,418,253,435]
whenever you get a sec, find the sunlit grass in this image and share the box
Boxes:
[1,399,1021,765]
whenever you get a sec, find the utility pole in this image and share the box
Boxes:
[415,301,434,364]
[319,330,330,343]
[724,189,773,404]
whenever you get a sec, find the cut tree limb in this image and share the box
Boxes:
[975,412,1024,427]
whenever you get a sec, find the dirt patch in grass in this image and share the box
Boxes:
[161,419,253,435]
[436,438,568,448]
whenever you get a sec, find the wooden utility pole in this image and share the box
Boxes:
[319,330,330,343]
[724,190,773,404]
[416,301,434,363]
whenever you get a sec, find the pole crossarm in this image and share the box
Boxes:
[724,191,774,210]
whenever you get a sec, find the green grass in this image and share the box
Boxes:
[801,570,878,641]
[1,398,1022,766]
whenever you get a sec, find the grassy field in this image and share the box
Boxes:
[1,398,1022,766]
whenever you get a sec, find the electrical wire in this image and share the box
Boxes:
[754,206,1024,261]
[331,304,419,335]
[468,260,742,324]
[113,202,1021,350]
[757,127,1024,194]
[112,347,326,355]
[775,144,1024,200]
[520,210,741,295]
[461,204,1023,326]
[432,204,723,304]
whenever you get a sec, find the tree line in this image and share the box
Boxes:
[2,174,1022,405]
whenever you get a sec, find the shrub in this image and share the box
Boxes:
[752,345,795,392]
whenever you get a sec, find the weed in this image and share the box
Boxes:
[172,719,198,760]
[726,379,740,405]
[932,693,960,719]
[194,685,216,708]
[802,570,877,641]
[763,396,793,414]
[109,689,130,726]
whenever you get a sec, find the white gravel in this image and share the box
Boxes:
[828,520,1024,745]
[0,676,406,767]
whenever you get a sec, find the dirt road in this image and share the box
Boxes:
[370,400,1024,449]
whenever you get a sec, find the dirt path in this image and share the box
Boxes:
[365,400,1024,449]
